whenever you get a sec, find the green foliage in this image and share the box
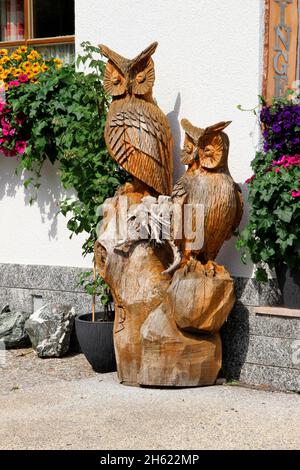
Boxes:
[5,42,128,256]
[238,149,300,281]
[78,270,114,320]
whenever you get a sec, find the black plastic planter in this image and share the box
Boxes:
[75,312,116,373]
[275,263,300,309]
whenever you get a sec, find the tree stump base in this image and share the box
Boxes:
[95,190,235,387]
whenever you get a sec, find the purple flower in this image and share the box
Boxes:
[260,107,271,124]
[272,123,282,133]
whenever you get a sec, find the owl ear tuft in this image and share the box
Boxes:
[204,121,232,135]
[181,119,203,143]
[131,42,158,68]
[99,44,128,73]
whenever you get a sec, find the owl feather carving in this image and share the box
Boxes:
[99,42,173,195]
[172,119,243,263]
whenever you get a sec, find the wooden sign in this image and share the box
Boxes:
[263,0,300,101]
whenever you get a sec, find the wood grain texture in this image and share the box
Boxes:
[173,118,243,263]
[263,0,299,102]
[100,42,173,195]
[95,190,235,387]
[95,190,173,385]
[95,46,240,386]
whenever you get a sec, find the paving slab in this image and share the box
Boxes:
[0,350,299,450]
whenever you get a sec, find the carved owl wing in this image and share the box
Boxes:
[105,100,173,195]
[231,183,244,234]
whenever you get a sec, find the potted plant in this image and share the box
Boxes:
[75,263,117,372]
[238,94,300,308]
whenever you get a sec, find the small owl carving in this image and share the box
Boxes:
[172,119,243,263]
[99,42,173,196]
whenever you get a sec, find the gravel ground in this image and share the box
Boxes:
[0,349,299,450]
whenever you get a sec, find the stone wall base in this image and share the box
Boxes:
[1,263,299,393]
[222,306,300,393]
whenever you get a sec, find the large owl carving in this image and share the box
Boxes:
[172,119,243,263]
[99,42,173,196]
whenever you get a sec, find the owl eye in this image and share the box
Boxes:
[112,73,121,85]
[136,72,146,84]
[204,145,215,157]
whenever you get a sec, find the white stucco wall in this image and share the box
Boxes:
[0,158,91,267]
[75,0,263,277]
[0,0,263,276]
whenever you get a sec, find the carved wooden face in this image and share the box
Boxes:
[180,119,231,170]
[180,119,204,165]
[100,42,157,98]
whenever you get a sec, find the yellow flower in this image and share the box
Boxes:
[27,72,35,80]
[0,48,8,56]
[0,66,4,74]
[1,70,9,79]
[10,52,22,61]
[5,83,9,91]
[16,45,27,54]
[22,60,31,70]
[54,58,62,68]
[27,50,40,61]
[0,56,9,64]
[41,64,49,72]
[14,68,22,77]
[32,65,41,75]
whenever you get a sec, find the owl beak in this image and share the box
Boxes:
[194,148,199,162]
[126,78,133,95]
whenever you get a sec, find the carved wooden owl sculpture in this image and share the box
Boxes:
[99,42,173,195]
[172,119,243,263]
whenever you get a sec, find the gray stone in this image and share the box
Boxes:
[0,287,92,317]
[258,279,282,306]
[224,361,300,393]
[233,277,260,306]
[233,277,282,307]
[0,305,31,349]
[0,263,88,293]
[223,305,300,340]
[25,304,76,357]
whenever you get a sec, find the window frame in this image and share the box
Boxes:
[0,0,75,47]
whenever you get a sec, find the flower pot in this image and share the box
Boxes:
[75,312,116,373]
[275,263,300,309]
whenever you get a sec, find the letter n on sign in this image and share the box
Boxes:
[263,0,299,102]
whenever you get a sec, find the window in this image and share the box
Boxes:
[0,0,74,60]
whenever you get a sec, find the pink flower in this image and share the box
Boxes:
[18,74,29,83]
[291,191,300,198]
[15,141,27,155]
[273,155,300,167]
[8,80,21,88]
[2,126,15,137]
[274,168,281,173]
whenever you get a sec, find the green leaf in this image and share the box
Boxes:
[255,268,268,283]
[274,208,293,223]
